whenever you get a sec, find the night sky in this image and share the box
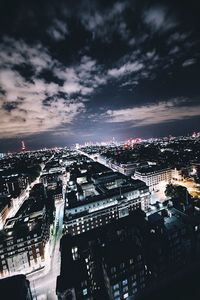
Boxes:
[0,0,200,151]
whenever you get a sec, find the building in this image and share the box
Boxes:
[0,173,29,198]
[58,202,200,300]
[56,235,91,300]
[63,171,150,236]
[40,173,61,188]
[171,168,183,181]
[110,162,137,176]
[0,196,12,230]
[91,171,126,186]
[0,207,50,278]
[134,166,171,190]
[57,209,149,300]
[102,240,146,300]
[147,208,193,282]
[0,274,33,300]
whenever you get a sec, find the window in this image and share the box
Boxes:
[83,288,87,295]
[113,283,119,290]
[114,290,120,297]
[7,240,13,246]
[123,293,129,299]
[122,279,128,286]
[130,258,134,264]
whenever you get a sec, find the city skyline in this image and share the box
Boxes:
[0,0,200,151]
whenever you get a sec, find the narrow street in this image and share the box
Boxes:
[27,155,65,299]
[28,201,64,300]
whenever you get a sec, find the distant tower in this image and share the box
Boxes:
[21,140,26,151]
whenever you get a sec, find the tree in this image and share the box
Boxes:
[165,184,190,205]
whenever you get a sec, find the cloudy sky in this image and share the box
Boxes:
[0,0,200,151]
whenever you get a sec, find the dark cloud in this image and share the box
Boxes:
[0,0,200,150]
[143,5,178,33]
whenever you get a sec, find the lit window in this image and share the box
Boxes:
[122,279,127,286]
[130,258,133,264]
[114,290,120,297]
[113,283,119,290]
[83,288,87,295]
[123,293,129,299]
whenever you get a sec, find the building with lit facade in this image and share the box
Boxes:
[0,195,12,230]
[110,162,137,176]
[134,166,171,190]
[57,210,149,300]
[63,170,150,236]
[0,183,51,278]
[0,208,50,278]
[171,168,183,181]
[58,202,200,300]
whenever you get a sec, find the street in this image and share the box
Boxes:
[28,200,64,300]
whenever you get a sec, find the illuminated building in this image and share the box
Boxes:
[0,196,12,230]
[134,166,171,190]
[0,208,50,278]
[171,168,183,181]
[63,170,150,236]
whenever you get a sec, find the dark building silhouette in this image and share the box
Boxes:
[0,274,33,300]
[57,205,200,300]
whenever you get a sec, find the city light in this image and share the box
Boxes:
[0,0,200,299]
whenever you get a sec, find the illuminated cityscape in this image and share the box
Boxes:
[0,0,200,299]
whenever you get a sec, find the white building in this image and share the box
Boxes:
[134,167,172,191]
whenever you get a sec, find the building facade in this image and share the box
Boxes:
[0,209,50,278]
[64,178,150,236]
[134,167,172,190]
